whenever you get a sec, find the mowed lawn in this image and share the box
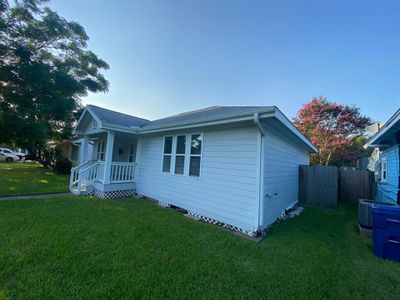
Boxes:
[0,197,399,299]
[0,162,69,196]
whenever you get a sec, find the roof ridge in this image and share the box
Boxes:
[172,105,220,117]
[87,104,150,122]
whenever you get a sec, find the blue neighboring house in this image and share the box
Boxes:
[367,108,400,204]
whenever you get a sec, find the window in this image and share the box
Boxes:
[97,141,105,161]
[71,145,79,162]
[174,135,186,174]
[189,134,202,177]
[162,137,173,172]
[129,144,136,162]
[381,158,387,182]
[161,133,203,177]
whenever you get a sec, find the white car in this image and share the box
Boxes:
[0,152,20,162]
[0,148,23,159]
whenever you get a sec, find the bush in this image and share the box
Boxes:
[55,157,72,174]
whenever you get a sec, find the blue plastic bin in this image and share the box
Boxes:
[372,204,400,262]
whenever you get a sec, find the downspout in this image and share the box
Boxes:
[254,112,265,231]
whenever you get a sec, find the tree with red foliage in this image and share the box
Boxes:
[293,97,372,166]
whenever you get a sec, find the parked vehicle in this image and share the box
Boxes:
[0,152,20,162]
[0,148,25,159]
[11,150,27,159]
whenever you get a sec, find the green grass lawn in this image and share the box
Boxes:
[0,196,399,299]
[0,162,69,196]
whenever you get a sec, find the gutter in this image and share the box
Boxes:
[254,112,265,231]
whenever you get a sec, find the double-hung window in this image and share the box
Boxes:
[97,141,105,161]
[162,133,203,177]
[162,137,173,172]
[174,135,186,175]
[189,134,202,177]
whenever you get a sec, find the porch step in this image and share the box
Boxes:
[70,184,91,196]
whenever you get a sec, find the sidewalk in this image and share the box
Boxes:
[0,192,72,201]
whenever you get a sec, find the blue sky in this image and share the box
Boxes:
[51,0,399,123]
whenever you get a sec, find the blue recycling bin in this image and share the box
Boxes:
[372,204,400,262]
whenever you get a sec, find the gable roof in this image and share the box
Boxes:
[367,108,400,147]
[74,104,317,152]
[140,106,274,131]
[88,105,151,128]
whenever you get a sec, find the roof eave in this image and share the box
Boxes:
[101,123,140,134]
[366,109,400,148]
[268,108,318,153]
[138,108,276,134]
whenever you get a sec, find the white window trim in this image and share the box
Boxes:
[188,133,203,178]
[381,158,387,182]
[97,141,105,161]
[162,136,173,173]
[161,133,203,179]
[174,135,186,175]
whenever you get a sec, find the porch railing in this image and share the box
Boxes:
[70,160,102,193]
[69,160,94,191]
[110,162,137,183]
[70,161,137,194]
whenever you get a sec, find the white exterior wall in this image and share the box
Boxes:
[261,122,310,228]
[136,126,259,232]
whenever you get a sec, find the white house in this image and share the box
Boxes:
[71,105,317,236]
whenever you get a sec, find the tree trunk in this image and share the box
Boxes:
[325,151,332,166]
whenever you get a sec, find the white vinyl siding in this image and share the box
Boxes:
[137,126,259,232]
[261,121,310,228]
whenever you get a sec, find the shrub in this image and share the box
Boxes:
[55,157,72,174]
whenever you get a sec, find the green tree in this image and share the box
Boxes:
[0,0,109,161]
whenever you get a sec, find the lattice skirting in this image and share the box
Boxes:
[93,188,137,200]
[187,210,259,237]
[138,194,259,237]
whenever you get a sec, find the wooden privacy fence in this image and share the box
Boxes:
[299,165,376,209]
[299,166,338,209]
[339,168,376,204]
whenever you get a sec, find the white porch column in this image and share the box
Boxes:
[79,136,89,164]
[102,131,115,184]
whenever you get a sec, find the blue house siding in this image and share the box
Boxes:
[136,125,260,232]
[377,145,399,203]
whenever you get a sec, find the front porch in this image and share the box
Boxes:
[70,130,139,199]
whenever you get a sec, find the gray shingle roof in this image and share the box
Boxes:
[82,104,316,152]
[88,105,150,128]
[88,105,274,131]
[140,106,274,130]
